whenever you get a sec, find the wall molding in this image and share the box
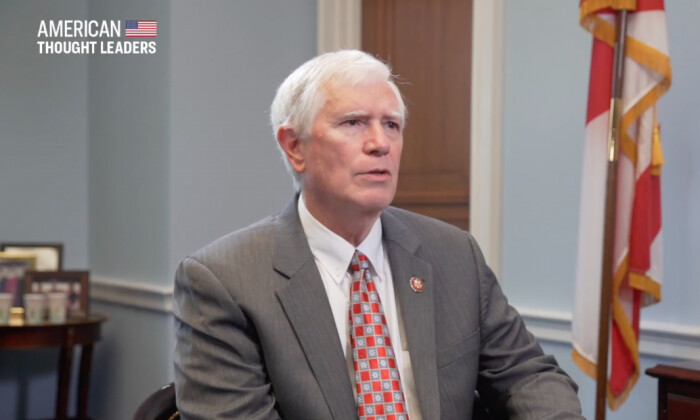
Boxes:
[316,0,361,53]
[469,0,504,280]
[91,276,173,313]
[89,277,699,361]
[518,306,700,362]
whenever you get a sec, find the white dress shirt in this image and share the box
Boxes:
[298,195,422,419]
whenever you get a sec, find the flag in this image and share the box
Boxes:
[572,0,672,410]
[125,20,157,38]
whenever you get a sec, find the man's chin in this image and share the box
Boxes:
[355,194,395,215]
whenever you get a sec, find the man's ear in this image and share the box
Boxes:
[277,126,306,173]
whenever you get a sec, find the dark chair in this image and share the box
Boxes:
[472,390,492,420]
[133,382,489,419]
[133,382,178,420]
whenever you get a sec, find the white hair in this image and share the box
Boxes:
[270,49,406,190]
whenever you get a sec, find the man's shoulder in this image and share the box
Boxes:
[383,206,468,238]
[190,212,280,263]
[382,206,479,258]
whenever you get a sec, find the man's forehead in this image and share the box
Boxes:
[321,81,401,114]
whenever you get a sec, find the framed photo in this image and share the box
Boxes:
[1,242,63,271]
[0,252,37,307]
[24,270,89,318]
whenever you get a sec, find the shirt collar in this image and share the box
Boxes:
[298,193,385,284]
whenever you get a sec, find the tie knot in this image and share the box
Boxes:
[350,250,370,274]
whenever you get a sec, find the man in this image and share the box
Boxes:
[174,50,583,419]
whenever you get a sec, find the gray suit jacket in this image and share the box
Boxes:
[173,199,583,419]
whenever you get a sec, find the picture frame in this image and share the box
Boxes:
[0,252,37,307]
[0,242,63,271]
[24,270,89,318]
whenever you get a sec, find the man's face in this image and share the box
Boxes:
[299,80,404,221]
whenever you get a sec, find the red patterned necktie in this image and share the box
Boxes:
[349,250,409,420]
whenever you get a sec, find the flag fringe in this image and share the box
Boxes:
[609,252,661,408]
[572,348,598,380]
[580,0,637,23]
[581,14,618,48]
[629,272,661,302]
[621,80,672,166]
[651,116,664,175]
[611,259,641,404]
[582,12,673,83]
[572,342,641,410]
[608,369,640,410]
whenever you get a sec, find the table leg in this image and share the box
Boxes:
[77,344,94,420]
[56,345,73,420]
[658,378,668,420]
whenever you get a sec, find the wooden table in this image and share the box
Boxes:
[646,360,700,420]
[0,314,108,420]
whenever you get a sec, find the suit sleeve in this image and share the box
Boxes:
[173,256,282,420]
[467,235,584,419]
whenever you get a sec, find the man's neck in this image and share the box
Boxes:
[300,193,381,247]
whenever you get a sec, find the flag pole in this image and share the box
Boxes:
[595,9,629,420]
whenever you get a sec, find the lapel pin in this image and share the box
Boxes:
[409,277,424,293]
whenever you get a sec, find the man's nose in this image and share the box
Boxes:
[364,122,391,155]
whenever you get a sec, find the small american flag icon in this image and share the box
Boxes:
[125,20,157,38]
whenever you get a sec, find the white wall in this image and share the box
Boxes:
[0,1,89,419]
[88,0,172,285]
[86,2,173,417]
[501,1,700,419]
[0,0,89,268]
[88,2,316,419]
[645,1,700,326]
[168,0,315,274]
[0,1,316,419]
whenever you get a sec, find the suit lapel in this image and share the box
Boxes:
[382,210,440,419]
[271,201,440,419]
[273,200,357,419]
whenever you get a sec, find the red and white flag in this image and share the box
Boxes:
[572,0,672,409]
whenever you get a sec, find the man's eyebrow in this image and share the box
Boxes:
[339,111,369,119]
[384,111,403,121]
[337,110,403,123]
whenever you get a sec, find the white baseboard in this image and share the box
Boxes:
[90,276,173,313]
[517,306,700,361]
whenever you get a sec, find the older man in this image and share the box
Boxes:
[173,50,583,419]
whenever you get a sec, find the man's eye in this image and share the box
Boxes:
[386,121,400,130]
[345,119,360,126]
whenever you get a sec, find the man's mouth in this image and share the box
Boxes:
[358,169,392,182]
[366,169,389,175]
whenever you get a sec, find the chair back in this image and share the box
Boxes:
[133,382,178,420]
[133,382,488,419]
[472,390,491,420]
